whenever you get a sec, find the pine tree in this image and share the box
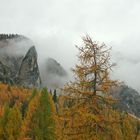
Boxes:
[53,89,57,103]
[5,105,22,140]
[0,105,22,140]
[22,89,56,140]
[20,92,40,140]
[0,105,10,140]
[62,35,117,139]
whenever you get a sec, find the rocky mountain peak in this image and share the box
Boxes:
[46,58,67,77]
[0,34,41,88]
[17,46,41,88]
[24,46,37,58]
[40,58,68,89]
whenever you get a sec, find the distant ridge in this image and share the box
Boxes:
[111,85,140,117]
[0,34,20,40]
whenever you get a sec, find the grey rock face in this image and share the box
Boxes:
[41,58,68,88]
[17,46,41,88]
[0,57,22,85]
[0,34,41,88]
[0,61,13,84]
[46,58,67,77]
[0,56,23,79]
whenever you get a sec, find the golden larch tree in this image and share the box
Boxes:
[62,35,117,139]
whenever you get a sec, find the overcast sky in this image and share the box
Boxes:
[0,0,140,91]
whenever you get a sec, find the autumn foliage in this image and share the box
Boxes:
[59,36,140,140]
[0,36,140,140]
[0,84,56,140]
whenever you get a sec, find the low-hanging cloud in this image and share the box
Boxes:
[0,0,140,91]
[0,37,33,56]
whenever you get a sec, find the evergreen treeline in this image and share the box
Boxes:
[0,34,20,40]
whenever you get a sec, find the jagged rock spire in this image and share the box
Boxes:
[17,46,41,88]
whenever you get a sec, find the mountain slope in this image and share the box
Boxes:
[41,58,68,89]
[111,85,140,117]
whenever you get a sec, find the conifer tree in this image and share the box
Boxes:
[53,89,57,103]
[22,89,56,140]
[0,105,10,140]
[62,35,117,139]
[20,91,40,140]
[5,105,22,140]
[0,105,22,140]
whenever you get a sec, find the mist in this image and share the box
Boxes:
[0,0,140,91]
[0,36,33,56]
